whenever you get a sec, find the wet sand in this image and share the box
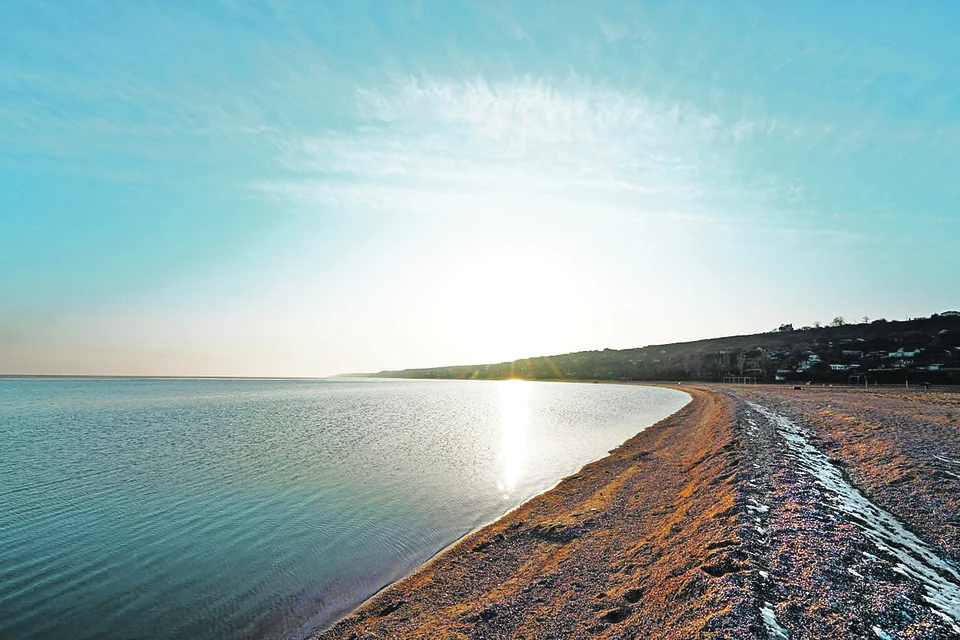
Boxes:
[316,384,960,639]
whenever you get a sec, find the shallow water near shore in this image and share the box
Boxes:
[0,378,688,639]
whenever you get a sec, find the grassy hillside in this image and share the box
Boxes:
[371,314,960,385]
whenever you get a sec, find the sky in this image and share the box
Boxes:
[2,1,959,377]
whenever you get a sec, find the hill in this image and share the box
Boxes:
[371,313,960,385]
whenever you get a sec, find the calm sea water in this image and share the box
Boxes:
[0,378,688,639]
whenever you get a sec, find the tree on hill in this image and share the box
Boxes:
[832,316,846,327]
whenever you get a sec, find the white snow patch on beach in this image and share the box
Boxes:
[747,401,960,634]
[761,602,789,639]
[872,625,892,639]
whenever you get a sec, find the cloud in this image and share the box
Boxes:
[255,75,782,225]
[253,73,912,251]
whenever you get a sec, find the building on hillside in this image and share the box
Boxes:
[887,348,923,358]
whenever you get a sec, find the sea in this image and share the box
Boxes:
[0,377,689,639]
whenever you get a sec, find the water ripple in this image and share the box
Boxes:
[1,378,688,639]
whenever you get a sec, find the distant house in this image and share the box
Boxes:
[830,364,849,371]
[842,350,864,358]
[887,348,922,358]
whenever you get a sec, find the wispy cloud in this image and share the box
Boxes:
[5,2,949,229]
[255,75,795,225]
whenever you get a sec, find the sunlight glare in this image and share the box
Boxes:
[497,379,530,498]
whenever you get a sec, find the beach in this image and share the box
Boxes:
[318,384,960,638]
[318,387,756,637]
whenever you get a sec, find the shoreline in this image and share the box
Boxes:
[307,382,693,635]
[315,383,960,637]
[316,385,751,637]
[14,382,954,635]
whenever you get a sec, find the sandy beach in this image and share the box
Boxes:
[316,384,960,638]
[318,387,758,638]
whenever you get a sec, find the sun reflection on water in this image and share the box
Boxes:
[497,379,529,498]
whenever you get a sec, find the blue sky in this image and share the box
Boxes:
[2,1,959,376]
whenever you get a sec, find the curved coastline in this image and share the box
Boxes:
[313,385,747,638]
